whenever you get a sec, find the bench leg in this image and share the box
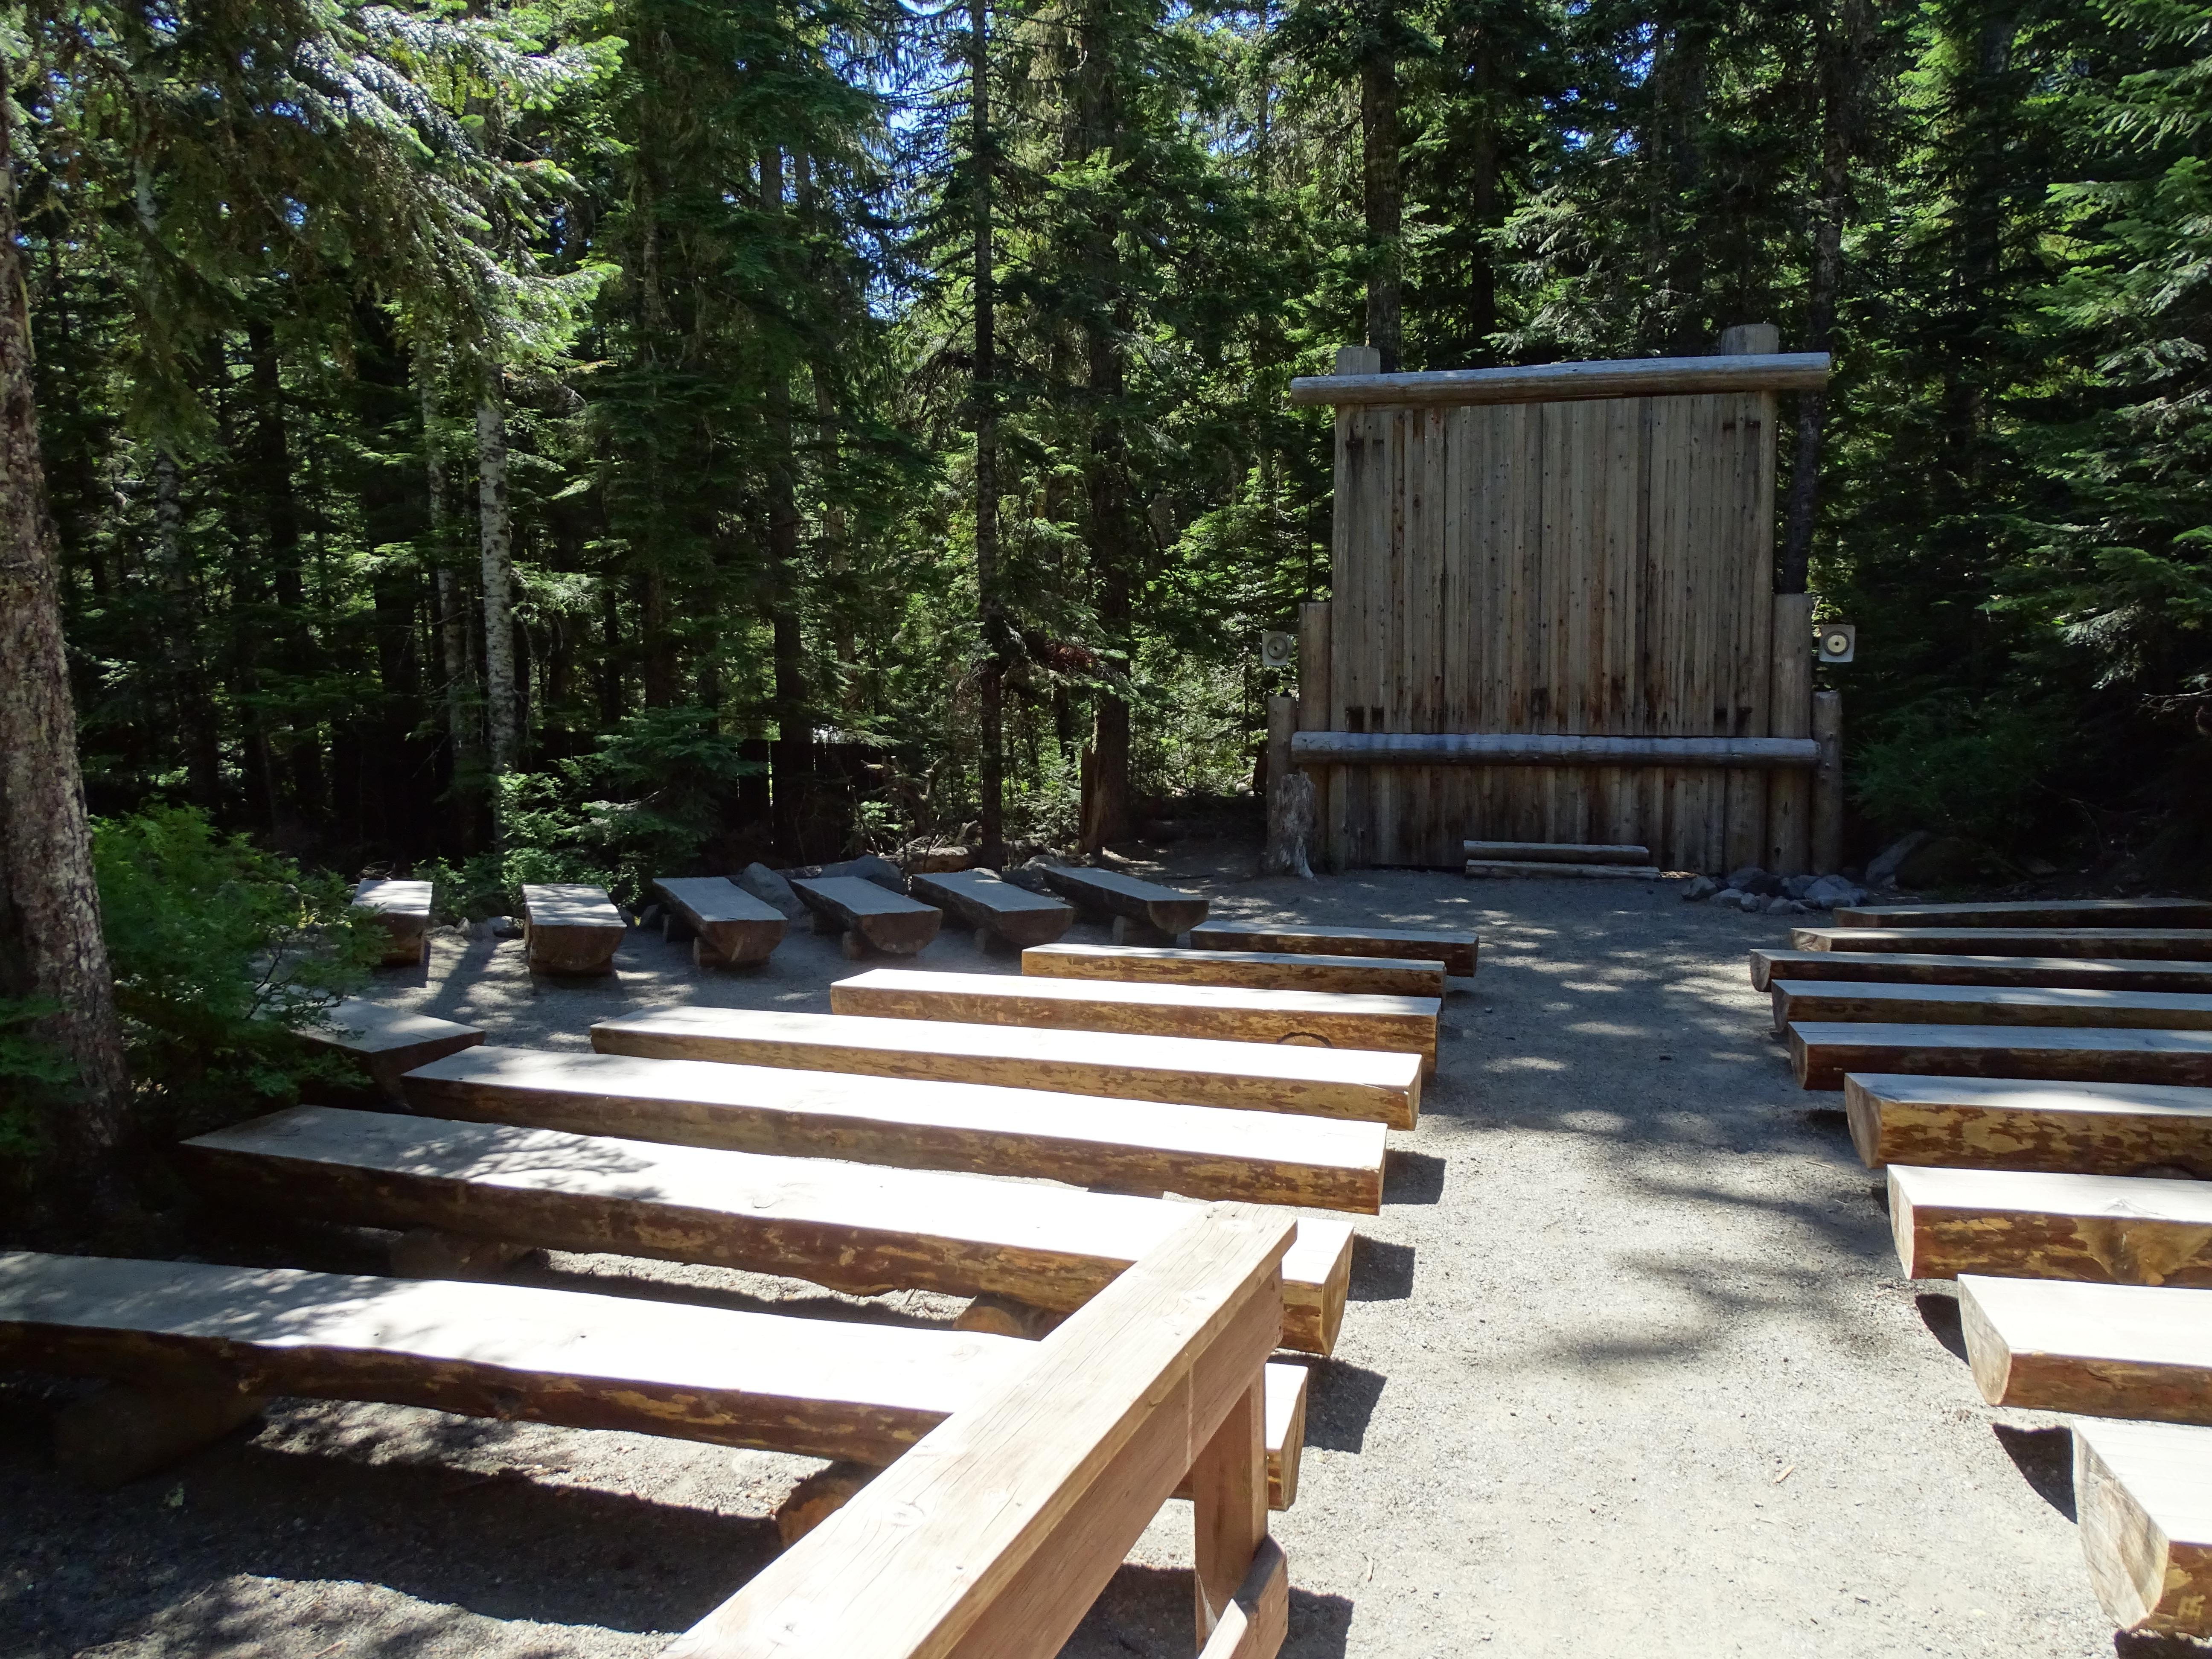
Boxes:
[953,1293,1068,1341]
[839,929,869,960]
[54,1382,268,1489]
[774,1461,876,1548]
[1191,1379,1268,1648]
[1113,916,1176,946]
[390,1228,531,1281]
[664,911,699,945]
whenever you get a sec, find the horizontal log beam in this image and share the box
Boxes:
[1286,351,1832,407]
[1291,732,1820,768]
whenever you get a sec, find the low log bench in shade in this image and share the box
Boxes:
[1462,840,1651,864]
[1021,942,1445,999]
[1190,923,1478,978]
[1035,866,1209,944]
[1834,896,2212,930]
[1845,1073,2212,1177]
[592,1007,1422,1130]
[181,1105,1357,1356]
[1957,1274,2212,1426]
[403,1046,1389,1214]
[2073,1420,2212,1638]
[352,878,434,967]
[521,883,626,975]
[1786,1021,2212,1092]
[1770,979,2212,1036]
[1886,1164,2212,1285]
[831,968,1441,1076]
[1749,948,2212,995]
[1790,926,2212,960]
[653,877,787,969]
[909,869,1075,952]
[789,875,942,960]
[295,997,484,1105]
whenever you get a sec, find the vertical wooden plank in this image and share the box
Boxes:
[1813,688,1845,875]
[1420,404,1449,863]
[1645,394,1688,867]
[1329,407,1365,867]
[1721,394,1767,870]
[1767,592,1814,874]
[1441,406,1473,853]
[1191,1380,1269,1646]
[1298,599,1334,871]
[1692,394,1729,875]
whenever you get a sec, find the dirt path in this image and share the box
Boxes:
[1,856,2143,1658]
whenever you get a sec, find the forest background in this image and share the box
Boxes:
[0,0,2207,1213]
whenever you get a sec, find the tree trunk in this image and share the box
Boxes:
[1465,42,1499,361]
[970,4,1005,867]
[761,148,814,859]
[476,387,520,808]
[0,62,132,1214]
[248,317,327,827]
[423,369,484,850]
[151,448,222,809]
[1360,57,1403,372]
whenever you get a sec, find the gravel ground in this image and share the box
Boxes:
[3,850,2191,1659]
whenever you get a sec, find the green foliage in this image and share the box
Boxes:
[1849,699,2069,850]
[0,1000,77,1160]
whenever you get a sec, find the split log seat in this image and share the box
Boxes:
[1772,979,2212,1035]
[831,968,1440,1076]
[352,879,434,967]
[1787,1022,2212,1091]
[1462,841,1650,864]
[1022,942,1444,999]
[403,1046,1389,1214]
[652,877,787,969]
[1845,1073,2212,1177]
[592,1007,1422,1130]
[1834,897,2212,930]
[1035,867,1209,945]
[1190,924,1478,978]
[1464,859,1663,880]
[0,1247,1306,1508]
[181,1105,1356,1356]
[522,883,626,975]
[2073,1419,2212,1637]
[1886,1164,2212,1285]
[790,876,942,960]
[909,870,1075,951]
[1749,949,2212,995]
[296,998,484,1106]
[1957,1274,2212,1426]
[1791,926,2212,960]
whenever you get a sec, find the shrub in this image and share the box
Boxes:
[1851,698,2069,852]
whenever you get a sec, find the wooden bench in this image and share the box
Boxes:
[1844,1073,2212,1176]
[2073,1419,2212,1637]
[1887,1164,2212,1285]
[1786,1021,2212,1091]
[352,878,434,967]
[653,877,788,969]
[1749,948,2212,995]
[592,1007,1422,1130]
[294,997,484,1105]
[1791,926,2212,960]
[181,1105,1357,1356]
[522,883,626,975]
[1022,942,1445,998]
[1771,979,2212,1035]
[1464,858,1663,880]
[790,876,942,959]
[831,968,1441,1076]
[910,869,1075,951]
[1834,897,2212,930]
[1463,840,1651,864]
[404,1046,1388,1214]
[1957,1273,2212,1425]
[1036,867,1209,944]
[1190,923,1478,978]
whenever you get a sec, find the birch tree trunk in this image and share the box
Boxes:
[476,387,520,813]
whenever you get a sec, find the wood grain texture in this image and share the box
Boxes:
[1188,924,1476,978]
[1195,1537,1289,1659]
[1790,1022,2212,1091]
[1750,949,2212,995]
[1298,599,1335,873]
[911,871,1075,949]
[404,1046,1389,1214]
[791,877,942,957]
[1845,1073,2212,1176]
[1021,943,1443,999]
[1793,926,2212,960]
[1810,690,1843,876]
[1462,841,1651,864]
[1765,595,1812,876]
[1772,979,2212,1034]
[1464,859,1664,880]
[179,1105,1356,1356]
[652,878,786,969]
[295,997,484,1105]
[1834,898,2212,930]
[1291,731,1819,767]
[592,1007,1422,1130]
[1887,1164,2212,1285]
[2074,1419,2212,1635]
[352,878,433,967]
[522,883,626,975]
[1035,867,1211,935]
[1287,352,1832,407]
[1957,1274,2212,1425]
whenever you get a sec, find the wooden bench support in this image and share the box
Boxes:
[831,968,1441,1076]
[1957,1274,2212,1425]
[1887,1164,2212,1285]
[1792,926,2212,960]
[1022,943,1444,999]
[1190,924,1477,978]
[653,877,788,969]
[404,1046,1389,1214]
[1834,897,2212,930]
[1787,1021,2212,1091]
[352,878,434,967]
[791,876,942,959]
[53,1380,270,1490]
[910,870,1075,952]
[295,997,485,1106]
[1845,1074,2212,1176]
[1772,979,2212,1035]
[1037,867,1210,944]
[523,883,626,975]
[2074,1420,2212,1636]
[1749,949,2212,995]
[592,1007,1422,1130]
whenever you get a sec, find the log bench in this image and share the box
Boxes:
[352,878,434,967]
[1791,926,2212,960]
[790,876,942,960]
[1957,1273,2212,1425]
[592,1007,1423,1130]
[653,877,787,969]
[1786,1021,2212,1091]
[1190,923,1478,978]
[1771,979,2212,1035]
[522,883,627,975]
[1886,1164,2212,1285]
[295,997,484,1105]
[1844,1073,2212,1176]
[181,1104,1357,1356]
[1035,867,1209,945]
[830,968,1441,1076]
[2073,1419,2212,1638]
[1022,942,1445,998]
[1834,897,2212,930]
[1462,840,1651,864]
[403,1046,1389,1214]
[909,869,1076,952]
[1749,948,2212,995]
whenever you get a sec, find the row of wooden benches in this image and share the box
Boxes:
[1751,895,2210,1638]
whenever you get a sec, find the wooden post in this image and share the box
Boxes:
[1261,696,1311,878]
[1766,593,1813,874]
[1715,323,1781,355]
[1812,688,1844,874]
[1297,600,1334,871]
[1190,1378,1269,1646]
